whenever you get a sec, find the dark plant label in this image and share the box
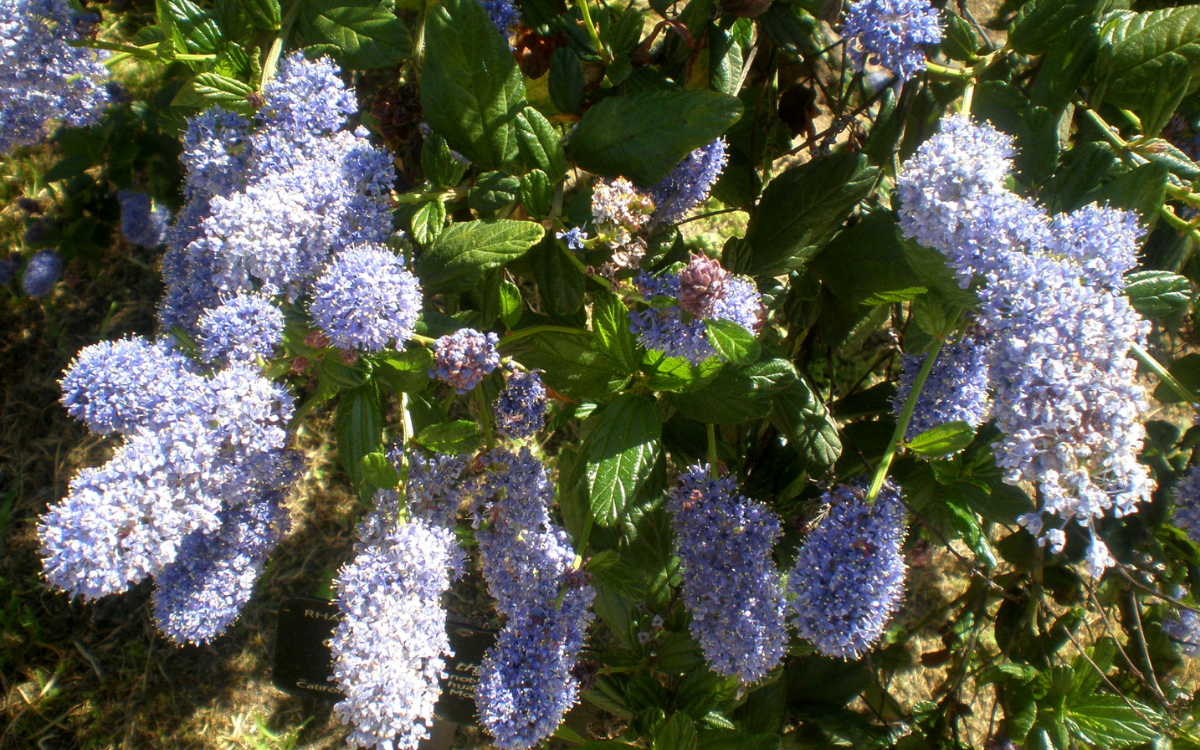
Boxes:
[272,596,495,726]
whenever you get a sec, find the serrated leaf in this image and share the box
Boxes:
[159,0,223,53]
[192,72,255,107]
[585,395,662,526]
[533,238,586,318]
[422,0,524,169]
[770,378,841,471]
[1065,694,1160,747]
[1009,0,1101,55]
[593,290,642,373]
[908,421,975,457]
[668,356,797,425]
[705,319,760,365]
[519,169,553,219]
[515,332,631,401]
[568,89,743,185]
[469,171,521,214]
[515,106,567,182]
[655,712,698,750]
[360,452,400,488]
[734,153,878,279]
[336,385,383,482]
[422,132,468,187]
[415,420,483,454]
[416,220,544,293]
[1125,269,1193,317]
[550,47,585,113]
[1101,7,1200,108]
[410,199,446,245]
[298,0,411,69]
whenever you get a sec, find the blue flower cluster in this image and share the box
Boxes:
[311,243,422,352]
[153,491,291,644]
[1172,466,1200,544]
[648,139,728,226]
[0,0,111,154]
[197,293,285,365]
[331,509,464,750]
[41,337,295,600]
[898,116,1153,573]
[842,0,943,84]
[21,248,62,297]
[788,480,908,660]
[400,450,473,528]
[495,368,547,439]
[474,448,594,749]
[161,54,395,335]
[480,0,519,35]
[119,190,173,249]
[895,332,991,440]
[668,464,787,683]
[630,253,764,364]
[431,328,500,393]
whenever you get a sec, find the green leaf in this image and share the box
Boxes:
[568,89,743,185]
[533,238,586,318]
[704,319,761,365]
[734,153,878,279]
[373,347,434,393]
[515,332,631,401]
[1009,0,1101,55]
[336,385,383,483]
[1153,352,1200,403]
[499,280,522,328]
[907,421,975,457]
[238,0,280,30]
[519,169,553,219]
[1125,269,1193,317]
[410,199,446,246]
[592,290,642,373]
[1139,55,1190,137]
[942,12,982,61]
[469,171,521,214]
[770,378,841,472]
[759,2,818,56]
[159,0,222,53]
[1065,694,1160,748]
[1100,7,1200,110]
[422,132,469,188]
[515,107,568,182]
[585,395,662,526]
[415,420,484,454]
[422,0,524,169]
[668,356,797,425]
[1083,162,1168,222]
[416,220,544,293]
[191,72,255,109]
[360,452,400,488]
[655,713,698,750]
[298,0,411,69]
[550,47,585,113]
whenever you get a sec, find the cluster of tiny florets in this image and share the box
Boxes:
[40,338,295,601]
[591,177,655,230]
[1163,588,1200,658]
[668,464,788,683]
[22,248,62,297]
[119,190,173,248]
[0,0,111,154]
[1172,466,1200,545]
[895,332,992,440]
[160,53,395,335]
[331,509,464,750]
[310,243,422,352]
[153,492,291,645]
[431,329,500,393]
[842,0,943,83]
[495,368,547,439]
[197,293,285,365]
[630,253,764,364]
[898,115,1153,574]
[648,139,728,225]
[473,448,594,749]
[479,0,519,35]
[788,480,908,660]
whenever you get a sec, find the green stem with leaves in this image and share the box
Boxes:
[1130,342,1198,403]
[260,0,303,89]
[573,0,609,64]
[474,383,495,449]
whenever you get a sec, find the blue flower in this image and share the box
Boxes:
[668,464,788,683]
[788,480,908,660]
[479,0,519,36]
[842,0,943,83]
[197,293,285,365]
[119,190,173,249]
[495,368,547,439]
[21,249,62,297]
[895,332,992,441]
[310,244,422,353]
[648,139,728,226]
[431,329,501,393]
[1172,466,1200,545]
[556,227,588,251]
